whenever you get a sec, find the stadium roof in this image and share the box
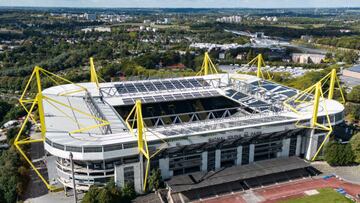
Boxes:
[42,73,344,158]
[166,157,309,193]
[348,64,360,73]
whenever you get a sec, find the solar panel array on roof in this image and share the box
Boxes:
[115,78,210,95]
[250,80,298,99]
[226,88,275,112]
[122,90,220,105]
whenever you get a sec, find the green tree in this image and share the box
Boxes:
[121,183,136,203]
[0,101,13,124]
[6,127,20,143]
[345,103,360,122]
[3,105,27,124]
[246,49,254,62]
[82,181,136,203]
[324,141,354,166]
[147,168,163,192]
[82,185,101,203]
[0,147,22,203]
[347,85,360,103]
[96,188,113,203]
[350,133,360,164]
[325,52,333,60]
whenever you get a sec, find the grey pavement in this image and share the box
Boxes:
[311,162,360,184]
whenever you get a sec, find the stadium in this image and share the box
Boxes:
[14,54,345,200]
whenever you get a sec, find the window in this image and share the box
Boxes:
[242,145,249,165]
[66,146,82,152]
[104,144,123,152]
[53,143,65,150]
[124,166,134,185]
[84,147,102,153]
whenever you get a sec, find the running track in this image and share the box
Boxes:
[202,177,360,203]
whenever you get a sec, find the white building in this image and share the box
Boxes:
[81,27,111,33]
[84,13,97,21]
[216,16,242,24]
[292,53,326,64]
[40,73,344,193]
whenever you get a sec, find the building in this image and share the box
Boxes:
[216,16,242,24]
[84,13,97,21]
[81,27,111,33]
[292,53,326,64]
[260,16,278,22]
[219,52,225,59]
[300,35,313,43]
[164,18,171,24]
[39,71,344,193]
[343,65,360,80]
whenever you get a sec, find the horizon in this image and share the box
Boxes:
[1,6,360,9]
[1,0,360,9]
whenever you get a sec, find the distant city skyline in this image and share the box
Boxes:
[1,0,360,8]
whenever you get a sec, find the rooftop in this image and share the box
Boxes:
[347,64,360,73]
[166,157,310,193]
[41,73,344,157]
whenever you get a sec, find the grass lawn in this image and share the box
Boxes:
[280,188,354,203]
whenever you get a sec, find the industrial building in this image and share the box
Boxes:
[292,53,326,64]
[14,55,344,197]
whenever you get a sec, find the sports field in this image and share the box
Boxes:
[279,188,353,203]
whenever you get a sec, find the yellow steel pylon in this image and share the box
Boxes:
[238,54,272,80]
[196,52,218,76]
[323,69,345,103]
[15,66,110,191]
[283,69,345,161]
[90,57,99,88]
[125,100,167,191]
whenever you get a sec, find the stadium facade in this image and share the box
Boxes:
[38,71,344,193]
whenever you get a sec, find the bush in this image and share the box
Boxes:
[345,103,360,122]
[324,141,354,166]
[347,85,360,103]
[147,168,163,192]
[82,181,136,203]
[0,100,13,124]
[82,185,101,203]
[350,133,360,164]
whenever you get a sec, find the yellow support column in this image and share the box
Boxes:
[196,52,218,76]
[257,54,263,78]
[311,82,321,127]
[35,66,46,138]
[204,52,209,75]
[90,57,99,88]
[134,100,149,191]
[126,100,168,191]
[328,69,336,100]
[305,82,322,160]
[136,100,144,151]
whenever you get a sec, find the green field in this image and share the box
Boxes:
[280,188,354,203]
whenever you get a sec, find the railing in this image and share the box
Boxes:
[84,92,112,134]
[127,106,241,127]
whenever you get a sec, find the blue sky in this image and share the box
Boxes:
[1,0,360,8]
